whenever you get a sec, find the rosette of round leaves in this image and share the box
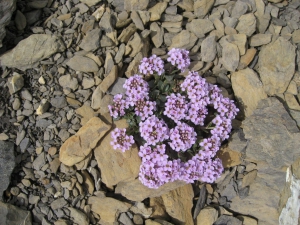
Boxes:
[108,48,239,189]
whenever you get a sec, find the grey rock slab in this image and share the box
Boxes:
[201,35,217,62]
[68,207,89,225]
[0,34,65,70]
[59,74,78,91]
[115,43,125,64]
[24,10,41,25]
[131,11,144,30]
[100,65,118,93]
[0,141,15,200]
[51,96,67,108]
[186,19,214,38]
[258,37,296,95]
[213,215,242,225]
[32,152,46,170]
[91,85,104,110]
[169,30,197,50]
[220,34,247,56]
[0,201,32,225]
[15,10,26,31]
[150,22,164,48]
[236,13,256,37]
[194,0,214,18]
[231,0,249,18]
[79,28,101,51]
[124,0,149,11]
[79,0,102,6]
[220,40,239,72]
[249,33,272,47]
[137,10,150,25]
[243,97,300,168]
[107,77,127,96]
[117,23,137,43]
[119,213,134,225]
[67,55,99,72]
[51,198,67,210]
[27,0,48,8]
[0,0,16,48]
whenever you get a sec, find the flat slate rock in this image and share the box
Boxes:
[0,201,32,225]
[0,141,15,200]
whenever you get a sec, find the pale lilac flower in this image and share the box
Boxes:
[123,75,149,101]
[108,94,130,118]
[169,122,197,152]
[134,98,156,121]
[167,48,190,71]
[110,128,134,152]
[139,55,165,75]
[164,93,188,123]
[139,116,169,145]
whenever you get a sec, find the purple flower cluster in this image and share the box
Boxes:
[110,128,134,152]
[123,75,149,102]
[108,94,130,118]
[163,93,188,123]
[108,48,240,189]
[169,122,197,152]
[138,143,224,188]
[139,116,169,145]
[167,48,190,72]
[134,99,156,121]
[139,55,165,76]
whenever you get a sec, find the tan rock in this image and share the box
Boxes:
[161,184,193,225]
[258,37,296,95]
[231,68,267,117]
[292,29,300,44]
[186,19,214,38]
[99,94,114,115]
[196,207,218,225]
[216,146,242,168]
[150,197,170,220]
[75,105,97,126]
[149,2,168,21]
[100,65,118,93]
[242,169,258,188]
[124,0,149,11]
[66,97,82,108]
[91,85,104,110]
[169,30,197,50]
[88,196,129,223]
[249,34,272,47]
[94,119,141,187]
[286,81,298,95]
[59,117,111,166]
[236,13,256,37]
[285,93,300,111]
[145,220,161,225]
[194,0,214,18]
[178,0,194,11]
[238,48,257,70]
[67,207,89,225]
[125,52,143,78]
[221,34,247,55]
[0,34,65,70]
[127,32,149,58]
[236,215,258,225]
[81,170,94,195]
[220,40,239,72]
[115,179,187,202]
[54,219,70,225]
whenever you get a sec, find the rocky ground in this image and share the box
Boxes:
[0,0,300,225]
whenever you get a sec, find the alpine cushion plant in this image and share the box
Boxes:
[108,48,239,189]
